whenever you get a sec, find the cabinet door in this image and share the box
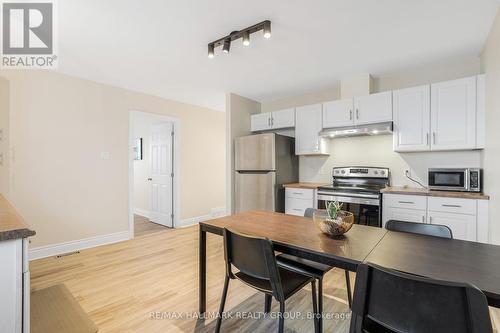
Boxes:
[271,108,295,129]
[430,77,476,150]
[354,91,393,125]
[393,85,431,152]
[383,207,426,228]
[250,113,272,132]
[295,104,328,155]
[322,99,354,128]
[428,212,476,241]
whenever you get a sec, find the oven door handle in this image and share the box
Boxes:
[317,191,379,199]
[317,194,380,206]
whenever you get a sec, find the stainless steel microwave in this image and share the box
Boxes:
[428,168,482,192]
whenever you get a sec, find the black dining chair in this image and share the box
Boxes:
[276,208,353,333]
[350,263,493,333]
[385,219,453,239]
[215,228,320,333]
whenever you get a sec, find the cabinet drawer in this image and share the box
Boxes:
[384,194,427,210]
[428,197,476,215]
[285,188,314,200]
[285,197,314,216]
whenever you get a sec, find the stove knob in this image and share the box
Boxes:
[341,170,346,174]
[374,170,379,175]
[334,170,339,174]
[381,170,386,175]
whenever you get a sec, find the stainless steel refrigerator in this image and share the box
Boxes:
[234,133,298,213]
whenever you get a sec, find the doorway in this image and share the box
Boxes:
[129,111,180,238]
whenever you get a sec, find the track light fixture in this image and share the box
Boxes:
[222,38,231,53]
[207,20,271,58]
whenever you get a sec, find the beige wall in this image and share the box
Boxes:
[225,93,261,213]
[481,8,500,245]
[260,57,482,187]
[0,70,226,248]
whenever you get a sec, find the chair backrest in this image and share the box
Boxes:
[350,263,493,333]
[304,208,315,218]
[222,228,284,299]
[386,219,453,239]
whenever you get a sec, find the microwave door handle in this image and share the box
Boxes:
[465,170,470,191]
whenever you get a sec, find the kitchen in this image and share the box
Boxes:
[230,71,489,244]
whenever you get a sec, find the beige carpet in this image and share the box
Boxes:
[31,284,98,333]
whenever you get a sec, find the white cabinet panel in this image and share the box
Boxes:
[322,99,354,128]
[383,207,427,228]
[476,74,485,149]
[431,77,476,150]
[393,85,431,152]
[384,194,427,211]
[285,197,314,216]
[429,212,476,241]
[250,113,272,132]
[295,104,328,155]
[285,188,314,200]
[271,108,295,129]
[354,91,392,125]
[428,196,477,216]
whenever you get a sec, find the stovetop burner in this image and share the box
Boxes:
[318,166,390,196]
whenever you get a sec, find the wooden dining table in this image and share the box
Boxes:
[199,210,500,313]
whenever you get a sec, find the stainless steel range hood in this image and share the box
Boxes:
[319,121,393,138]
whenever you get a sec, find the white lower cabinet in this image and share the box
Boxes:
[428,212,476,242]
[383,193,486,242]
[285,188,316,216]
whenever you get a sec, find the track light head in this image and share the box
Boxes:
[208,44,214,58]
[222,39,231,53]
[242,31,250,46]
[263,21,271,39]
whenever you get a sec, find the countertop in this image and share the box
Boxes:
[381,186,490,200]
[283,182,328,189]
[0,194,36,241]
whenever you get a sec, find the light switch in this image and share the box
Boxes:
[100,152,110,160]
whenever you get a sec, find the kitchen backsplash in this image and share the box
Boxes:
[299,135,482,186]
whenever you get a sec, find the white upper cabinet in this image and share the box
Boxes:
[271,108,295,129]
[251,113,272,132]
[354,91,393,125]
[295,104,328,155]
[251,109,295,132]
[322,98,354,128]
[393,85,431,152]
[476,74,485,149]
[430,76,477,150]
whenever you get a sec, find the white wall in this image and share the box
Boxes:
[481,8,500,245]
[0,70,226,248]
[225,93,261,213]
[261,56,482,187]
[0,77,9,198]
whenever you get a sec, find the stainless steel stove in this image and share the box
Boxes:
[317,167,390,227]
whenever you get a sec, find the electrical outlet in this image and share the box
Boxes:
[404,169,411,177]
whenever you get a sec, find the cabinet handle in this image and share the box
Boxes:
[268,117,271,127]
[293,208,302,211]
[442,204,461,208]
[398,201,415,204]
[429,216,433,223]
[271,117,274,127]
[292,192,303,195]
[349,110,353,120]
[433,132,436,145]
[356,109,359,120]
[422,215,425,223]
[426,133,429,145]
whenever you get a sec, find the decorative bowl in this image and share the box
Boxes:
[313,209,355,237]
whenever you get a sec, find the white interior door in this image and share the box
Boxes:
[150,122,173,227]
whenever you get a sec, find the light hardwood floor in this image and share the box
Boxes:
[134,214,169,237]
[30,225,500,332]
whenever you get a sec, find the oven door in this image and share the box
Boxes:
[317,192,381,227]
[428,169,468,191]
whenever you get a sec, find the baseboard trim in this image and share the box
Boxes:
[133,208,150,218]
[29,231,130,261]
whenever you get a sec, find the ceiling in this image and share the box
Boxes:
[57,0,499,111]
